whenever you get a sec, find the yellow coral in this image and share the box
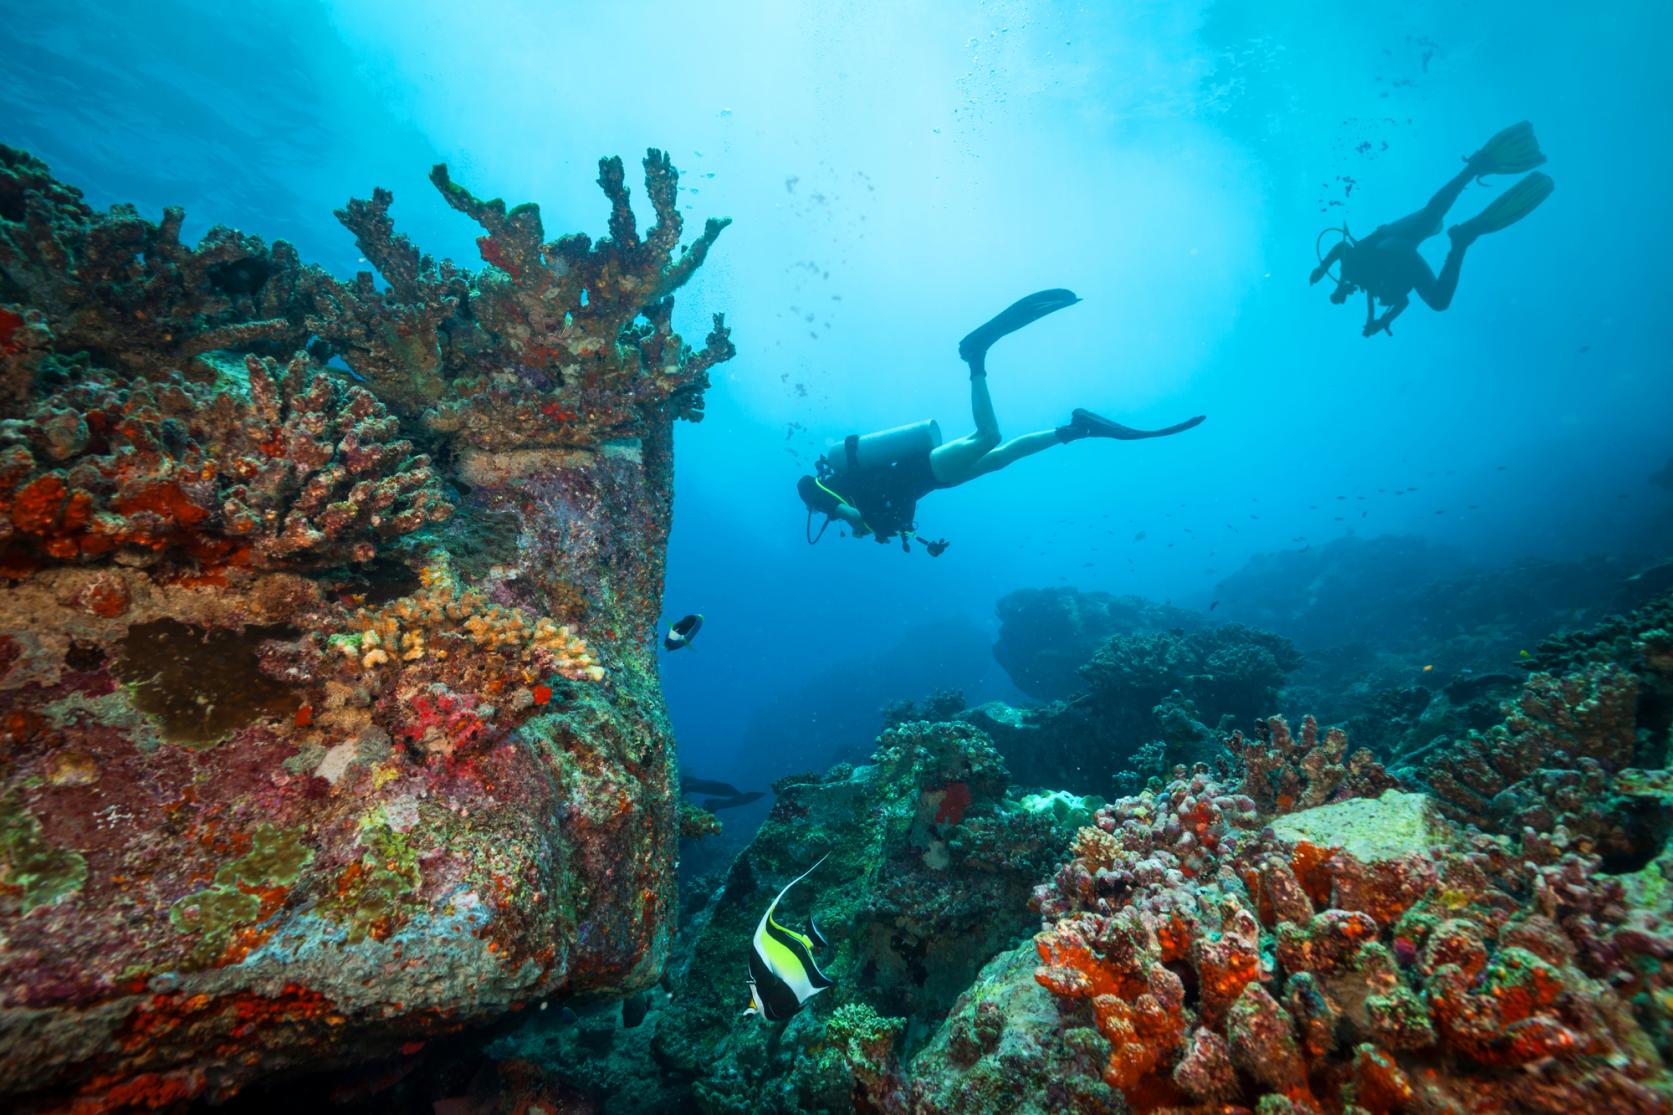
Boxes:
[1072,825,1121,873]
[342,557,603,682]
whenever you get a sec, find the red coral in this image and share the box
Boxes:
[396,685,491,759]
[0,356,450,575]
[933,780,972,825]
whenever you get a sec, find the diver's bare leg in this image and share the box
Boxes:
[929,375,1002,484]
[1415,242,1464,310]
[1375,165,1476,243]
[963,430,1065,480]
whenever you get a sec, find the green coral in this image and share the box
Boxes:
[169,824,312,964]
[0,794,88,912]
[316,821,421,942]
[1016,789,1098,829]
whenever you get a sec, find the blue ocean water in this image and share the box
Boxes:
[3,0,1668,814]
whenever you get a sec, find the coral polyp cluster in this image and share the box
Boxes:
[337,559,602,682]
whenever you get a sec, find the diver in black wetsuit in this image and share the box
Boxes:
[1312,121,1554,337]
[796,289,1205,555]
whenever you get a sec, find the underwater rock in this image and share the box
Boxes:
[907,941,1120,1114]
[1269,789,1451,862]
[0,146,729,1109]
[993,587,1208,702]
[960,622,1302,796]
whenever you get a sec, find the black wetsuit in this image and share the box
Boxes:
[799,449,944,541]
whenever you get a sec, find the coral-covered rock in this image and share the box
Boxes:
[0,144,320,380]
[1412,665,1646,839]
[961,621,1302,796]
[646,721,1083,1112]
[0,144,724,1111]
[1027,741,1672,1114]
[0,353,451,577]
[909,941,1121,1114]
[992,587,1208,702]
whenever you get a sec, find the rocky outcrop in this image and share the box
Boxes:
[993,587,1206,702]
[0,145,730,1109]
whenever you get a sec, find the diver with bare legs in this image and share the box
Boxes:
[1312,121,1554,337]
[796,290,1205,554]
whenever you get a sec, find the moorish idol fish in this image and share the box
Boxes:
[664,613,704,651]
[742,854,834,1022]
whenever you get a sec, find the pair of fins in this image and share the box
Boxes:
[1456,120,1555,240]
[957,288,1204,441]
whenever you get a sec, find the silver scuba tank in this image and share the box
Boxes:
[824,420,942,478]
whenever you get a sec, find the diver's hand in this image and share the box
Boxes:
[1309,264,1327,286]
[1362,318,1390,338]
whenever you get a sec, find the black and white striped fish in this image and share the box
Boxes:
[741,854,834,1021]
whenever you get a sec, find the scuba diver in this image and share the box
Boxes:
[1312,120,1553,337]
[796,289,1205,555]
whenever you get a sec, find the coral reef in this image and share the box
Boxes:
[1225,713,1401,816]
[1030,759,1672,1113]
[282,598,1673,1115]
[0,351,451,577]
[993,587,1208,702]
[636,720,1083,1113]
[0,141,729,1111]
[961,622,1302,795]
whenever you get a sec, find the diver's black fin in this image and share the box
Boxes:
[958,288,1080,366]
[1065,408,1206,441]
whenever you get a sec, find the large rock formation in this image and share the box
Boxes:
[993,588,1206,702]
[0,144,730,1109]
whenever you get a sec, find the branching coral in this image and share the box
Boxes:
[417,151,733,447]
[313,188,469,415]
[1226,714,1399,816]
[0,144,316,378]
[1415,665,1641,833]
[0,353,450,576]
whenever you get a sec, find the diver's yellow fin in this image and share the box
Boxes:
[1458,172,1553,238]
[1469,121,1546,177]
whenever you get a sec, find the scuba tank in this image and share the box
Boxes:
[823,420,942,478]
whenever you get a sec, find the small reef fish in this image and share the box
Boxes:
[664,613,704,651]
[742,854,834,1022]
